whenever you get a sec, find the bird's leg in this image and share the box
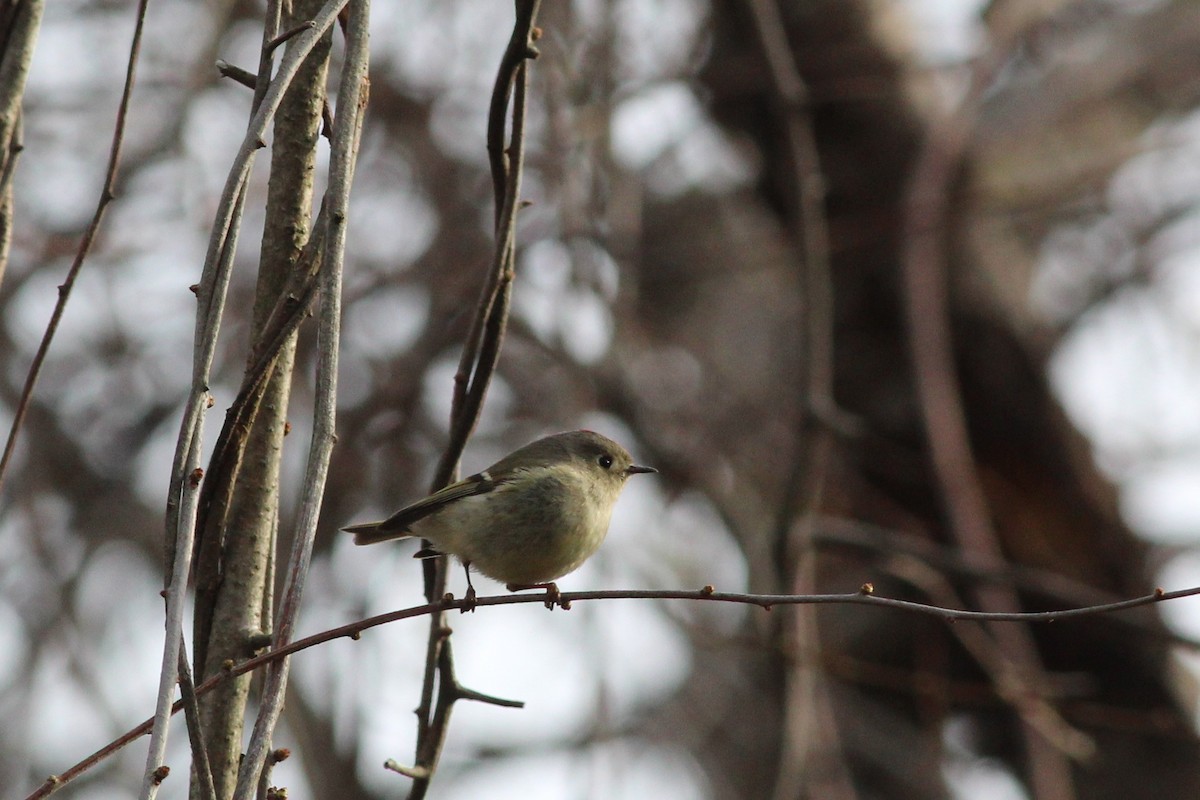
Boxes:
[461,561,477,613]
[505,581,565,610]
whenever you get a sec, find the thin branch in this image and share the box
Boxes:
[230,1,369,796]
[885,556,1095,760]
[216,60,258,90]
[0,0,145,495]
[21,581,1200,800]
[189,210,326,674]
[409,4,541,797]
[266,20,316,55]
[434,0,542,489]
[813,515,1200,650]
[176,644,217,800]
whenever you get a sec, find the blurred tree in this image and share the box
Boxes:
[4,1,1200,799]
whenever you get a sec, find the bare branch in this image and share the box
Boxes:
[409,3,542,797]
[0,0,143,494]
[145,0,350,794]
[21,581,1200,800]
[231,1,370,795]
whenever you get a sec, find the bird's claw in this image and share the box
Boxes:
[506,582,567,610]
[460,585,477,613]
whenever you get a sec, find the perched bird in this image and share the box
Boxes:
[344,430,656,601]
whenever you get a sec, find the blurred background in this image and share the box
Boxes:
[5,0,1200,798]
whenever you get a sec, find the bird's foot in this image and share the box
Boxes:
[506,581,567,610]
[461,584,478,613]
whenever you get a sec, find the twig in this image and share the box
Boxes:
[216,60,258,90]
[229,2,369,796]
[176,644,217,800]
[0,0,145,496]
[266,20,316,54]
[20,582,1200,800]
[433,0,541,489]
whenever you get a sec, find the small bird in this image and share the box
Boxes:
[343,430,656,602]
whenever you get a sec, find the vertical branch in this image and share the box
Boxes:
[145,2,349,797]
[230,2,369,796]
[900,6,1081,799]
[192,0,335,792]
[741,3,849,799]
[434,0,543,487]
[407,3,541,798]
[0,0,44,289]
[747,0,835,542]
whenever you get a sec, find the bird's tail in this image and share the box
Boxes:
[342,521,414,546]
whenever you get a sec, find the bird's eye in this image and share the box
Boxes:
[598,454,614,469]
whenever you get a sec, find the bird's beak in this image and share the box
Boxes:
[627,465,657,476]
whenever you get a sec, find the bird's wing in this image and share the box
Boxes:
[373,469,507,533]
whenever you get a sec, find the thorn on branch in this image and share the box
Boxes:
[215,60,257,91]
[384,759,430,780]
[265,21,316,55]
[453,682,526,709]
[245,630,274,655]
